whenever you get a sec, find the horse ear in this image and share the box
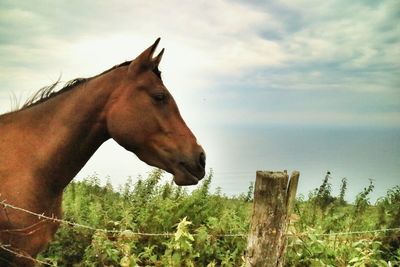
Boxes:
[153,48,164,67]
[129,38,161,74]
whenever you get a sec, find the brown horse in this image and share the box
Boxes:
[0,38,206,266]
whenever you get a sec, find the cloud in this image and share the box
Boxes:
[217,0,399,100]
[0,0,399,128]
[0,0,289,118]
[1,0,399,194]
[0,1,283,82]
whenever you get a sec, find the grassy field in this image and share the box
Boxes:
[38,170,400,266]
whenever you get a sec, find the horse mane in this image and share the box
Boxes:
[21,61,132,109]
[22,78,85,108]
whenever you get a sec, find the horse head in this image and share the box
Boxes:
[106,39,206,185]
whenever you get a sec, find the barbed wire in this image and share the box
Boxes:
[306,228,400,237]
[2,200,399,238]
[2,227,399,267]
[1,199,400,266]
[287,227,400,237]
[0,200,246,237]
[0,243,54,267]
[0,200,244,266]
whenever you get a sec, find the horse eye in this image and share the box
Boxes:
[153,93,167,103]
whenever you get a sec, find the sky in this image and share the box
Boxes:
[0,0,399,201]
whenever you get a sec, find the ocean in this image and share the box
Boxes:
[202,125,400,202]
[77,124,399,203]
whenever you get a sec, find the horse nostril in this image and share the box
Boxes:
[199,152,206,169]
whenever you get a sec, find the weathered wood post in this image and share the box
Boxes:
[245,170,299,267]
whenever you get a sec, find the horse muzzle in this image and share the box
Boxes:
[173,148,206,185]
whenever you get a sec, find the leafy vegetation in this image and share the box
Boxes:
[38,170,400,266]
[288,174,400,266]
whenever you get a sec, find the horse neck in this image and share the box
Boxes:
[1,73,119,193]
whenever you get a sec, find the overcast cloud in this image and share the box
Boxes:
[1,0,399,197]
[1,0,399,127]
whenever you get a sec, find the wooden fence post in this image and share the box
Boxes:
[245,170,299,267]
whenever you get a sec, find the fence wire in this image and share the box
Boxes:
[0,201,246,238]
[2,200,399,238]
[1,199,399,266]
[0,243,54,266]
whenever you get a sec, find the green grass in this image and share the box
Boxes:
[38,170,400,266]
